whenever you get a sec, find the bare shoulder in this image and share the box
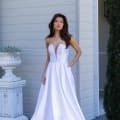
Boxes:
[45,37,52,47]
[70,37,82,53]
[70,37,78,47]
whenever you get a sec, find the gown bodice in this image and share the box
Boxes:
[48,43,69,64]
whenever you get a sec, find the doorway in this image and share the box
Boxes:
[98,0,109,116]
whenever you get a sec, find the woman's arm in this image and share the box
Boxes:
[41,38,50,84]
[68,37,82,67]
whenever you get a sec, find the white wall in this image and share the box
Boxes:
[0,0,82,119]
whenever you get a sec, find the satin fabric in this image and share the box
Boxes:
[31,43,86,120]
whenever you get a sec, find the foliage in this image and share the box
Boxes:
[0,46,21,52]
[103,0,120,120]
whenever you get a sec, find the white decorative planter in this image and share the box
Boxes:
[0,52,21,81]
[0,52,28,120]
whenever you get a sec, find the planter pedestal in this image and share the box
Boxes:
[0,116,28,120]
[0,80,28,120]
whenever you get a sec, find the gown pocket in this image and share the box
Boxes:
[68,65,71,69]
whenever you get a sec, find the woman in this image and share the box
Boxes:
[31,13,86,120]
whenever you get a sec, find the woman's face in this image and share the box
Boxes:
[53,17,64,31]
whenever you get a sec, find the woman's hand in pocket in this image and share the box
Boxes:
[41,73,46,85]
[67,63,72,69]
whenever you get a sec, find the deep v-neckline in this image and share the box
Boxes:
[49,43,66,56]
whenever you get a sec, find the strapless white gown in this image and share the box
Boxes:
[31,43,86,120]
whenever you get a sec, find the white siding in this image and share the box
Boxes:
[0,0,81,119]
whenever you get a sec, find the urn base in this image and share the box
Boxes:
[0,115,28,120]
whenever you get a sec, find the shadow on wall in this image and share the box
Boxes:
[0,67,4,78]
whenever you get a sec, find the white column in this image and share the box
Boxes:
[93,0,99,117]
[77,0,99,119]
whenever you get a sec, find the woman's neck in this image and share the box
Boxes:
[54,31,61,39]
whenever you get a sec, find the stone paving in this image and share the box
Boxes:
[93,114,107,120]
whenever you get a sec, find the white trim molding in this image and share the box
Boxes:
[77,0,99,119]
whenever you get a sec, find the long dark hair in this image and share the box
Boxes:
[46,13,72,48]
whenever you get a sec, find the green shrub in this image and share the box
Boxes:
[0,46,21,52]
[103,0,120,120]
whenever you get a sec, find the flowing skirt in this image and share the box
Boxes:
[31,62,86,120]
